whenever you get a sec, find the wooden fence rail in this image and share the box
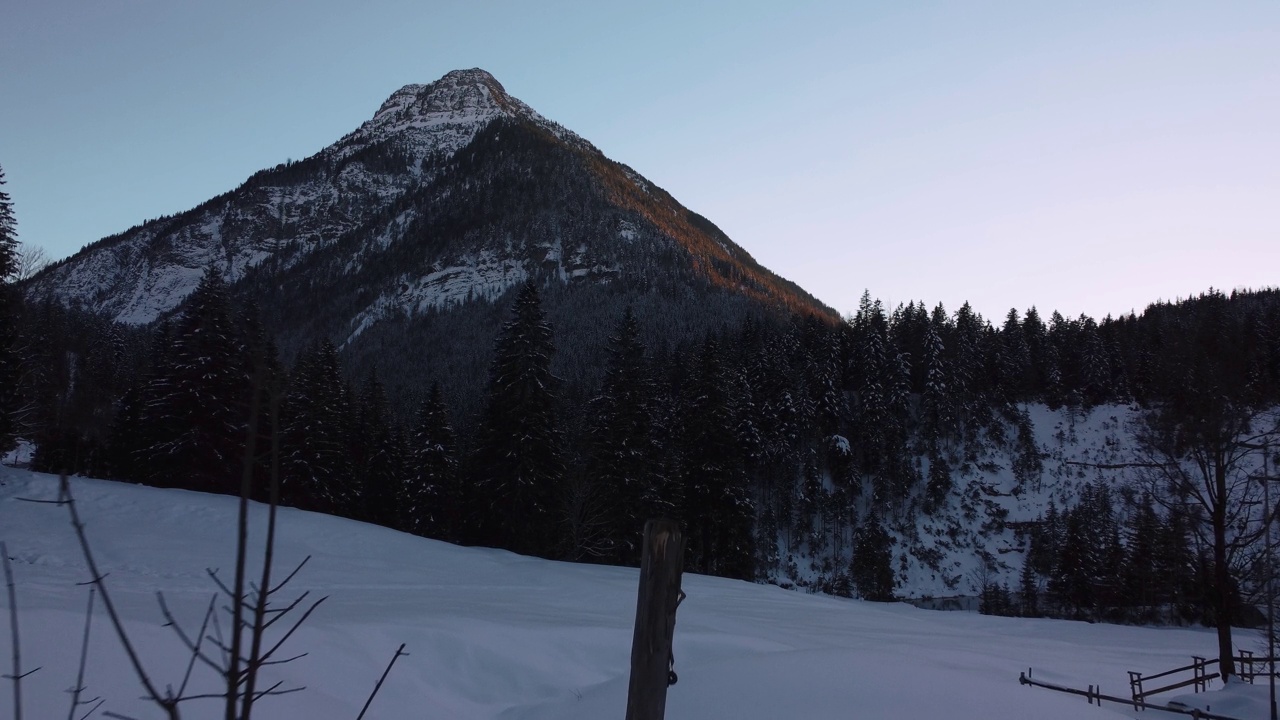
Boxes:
[1128,654,1280,710]
[1020,668,1242,720]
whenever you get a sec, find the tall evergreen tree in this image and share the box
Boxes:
[281,341,350,512]
[920,315,953,452]
[951,302,988,444]
[1023,306,1049,397]
[997,308,1032,400]
[351,370,399,526]
[679,337,754,579]
[584,308,662,563]
[403,382,459,539]
[1079,317,1112,406]
[1122,494,1162,620]
[471,281,565,557]
[851,512,895,601]
[924,448,952,514]
[1027,500,1062,577]
[1019,557,1039,617]
[136,270,247,494]
[0,165,19,449]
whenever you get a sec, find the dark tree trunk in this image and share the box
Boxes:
[1214,452,1235,682]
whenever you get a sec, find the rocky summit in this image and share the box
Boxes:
[27,68,833,406]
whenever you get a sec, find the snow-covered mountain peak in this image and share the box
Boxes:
[370,68,513,130]
[25,67,826,333]
[338,68,587,162]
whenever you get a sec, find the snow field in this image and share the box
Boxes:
[0,468,1257,719]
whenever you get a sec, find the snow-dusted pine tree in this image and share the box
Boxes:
[471,281,565,557]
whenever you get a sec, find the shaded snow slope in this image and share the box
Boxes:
[779,403,1149,601]
[25,70,588,326]
[0,468,1256,719]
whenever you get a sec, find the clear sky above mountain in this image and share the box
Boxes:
[2,1,1276,321]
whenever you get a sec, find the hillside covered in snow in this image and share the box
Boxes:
[1,468,1266,720]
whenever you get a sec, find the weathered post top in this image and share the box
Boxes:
[625,519,685,720]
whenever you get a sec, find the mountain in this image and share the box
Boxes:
[27,68,834,408]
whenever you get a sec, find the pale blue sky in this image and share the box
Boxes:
[2,1,1277,321]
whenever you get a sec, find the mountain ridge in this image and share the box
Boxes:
[29,68,835,334]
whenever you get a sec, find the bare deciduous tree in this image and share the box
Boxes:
[11,244,49,283]
[1129,401,1280,682]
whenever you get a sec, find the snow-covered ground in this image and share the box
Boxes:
[0,468,1268,719]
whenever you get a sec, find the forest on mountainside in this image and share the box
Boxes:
[8,236,1280,627]
[6,153,1280,644]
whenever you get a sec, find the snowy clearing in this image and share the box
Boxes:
[0,468,1267,719]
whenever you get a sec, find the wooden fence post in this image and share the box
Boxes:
[1129,671,1145,710]
[1240,650,1255,684]
[625,519,685,720]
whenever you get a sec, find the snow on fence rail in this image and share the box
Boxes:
[1128,652,1280,710]
[1128,655,1219,708]
[1018,667,1242,720]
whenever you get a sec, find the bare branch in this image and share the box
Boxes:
[209,600,230,670]
[53,475,181,718]
[257,653,307,667]
[262,591,311,631]
[77,697,105,720]
[176,595,217,700]
[257,596,327,666]
[268,556,312,597]
[175,681,304,704]
[204,568,255,615]
[4,540,32,720]
[14,496,72,505]
[356,644,408,720]
[156,593,224,677]
[66,588,96,720]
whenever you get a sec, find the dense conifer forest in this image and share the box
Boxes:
[7,193,1280,631]
[5,147,1280,655]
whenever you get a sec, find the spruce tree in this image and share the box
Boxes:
[281,341,350,512]
[403,383,458,539]
[851,513,895,601]
[1019,557,1039,617]
[585,308,661,563]
[136,269,247,494]
[924,448,951,514]
[1122,494,1161,620]
[107,321,174,482]
[1027,501,1062,577]
[0,165,14,280]
[920,316,953,452]
[1079,317,1112,406]
[471,281,565,557]
[997,308,1032,401]
[952,302,985,420]
[0,165,19,449]
[799,315,844,437]
[679,337,754,579]
[352,370,399,526]
[1049,506,1092,617]
[1022,306,1048,395]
